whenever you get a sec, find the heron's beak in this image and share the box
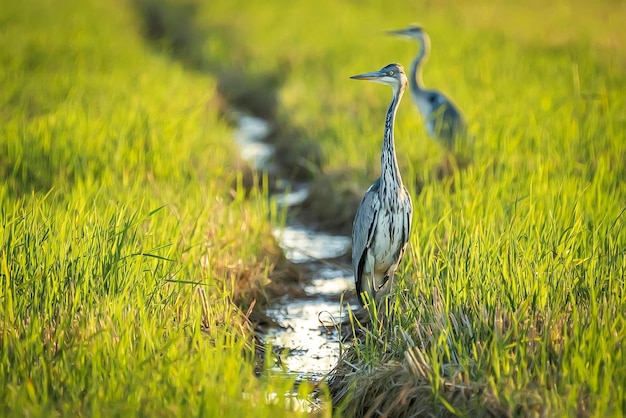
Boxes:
[386,28,408,36]
[386,28,413,37]
[387,26,422,39]
[350,70,385,81]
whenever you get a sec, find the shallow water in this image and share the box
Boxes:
[234,113,274,169]
[272,224,351,264]
[268,188,355,375]
[234,113,356,377]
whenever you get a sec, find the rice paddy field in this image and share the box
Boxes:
[1,0,625,416]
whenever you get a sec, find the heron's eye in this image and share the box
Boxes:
[389,70,395,75]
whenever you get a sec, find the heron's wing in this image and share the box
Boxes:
[352,179,381,295]
[403,186,413,236]
[442,101,465,133]
[433,95,466,145]
[392,188,413,270]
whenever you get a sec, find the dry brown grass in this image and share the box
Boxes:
[328,314,497,417]
[328,347,499,417]
[327,287,579,417]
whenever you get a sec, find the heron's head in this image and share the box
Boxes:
[387,24,425,40]
[350,63,408,91]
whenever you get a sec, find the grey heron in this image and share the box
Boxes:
[350,63,413,308]
[388,25,467,151]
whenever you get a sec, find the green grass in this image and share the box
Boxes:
[199,0,624,415]
[2,0,625,416]
[1,0,319,416]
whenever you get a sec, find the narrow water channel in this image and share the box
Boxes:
[268,204,352,377]
[234,113,358,379]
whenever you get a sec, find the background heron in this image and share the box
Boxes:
[350,63,413,309]
[388,25,468,151]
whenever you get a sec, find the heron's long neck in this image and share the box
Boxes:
[380,87,404,193]
[409,35,429,95]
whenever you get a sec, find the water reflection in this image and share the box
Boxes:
[234,113,274,169]
[272,225,351,263]
[234,111,354,376]
[268,222,354,373]
[265,299,343,374]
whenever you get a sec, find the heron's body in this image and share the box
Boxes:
[389,25,467,149]
[350,63,413,307]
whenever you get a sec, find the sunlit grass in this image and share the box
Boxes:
[0,0,320,416]
[187,0,618,415]
[2,0,625,415]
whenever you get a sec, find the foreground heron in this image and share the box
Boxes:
[350,63,413,308]
[388,25,467,150]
